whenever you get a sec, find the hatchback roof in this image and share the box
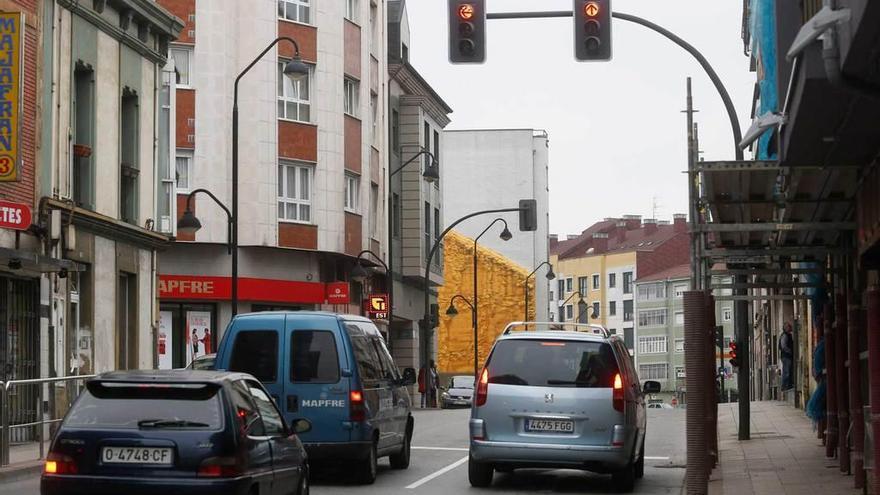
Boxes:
[93,369,251,384]
[499,331,612,343]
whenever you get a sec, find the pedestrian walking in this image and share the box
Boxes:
[806,332,827,428]
[779,322,794,391]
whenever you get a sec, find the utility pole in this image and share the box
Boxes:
[684,78,699,291]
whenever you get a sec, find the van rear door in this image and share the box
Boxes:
[220,316,285,404]
[283,314,350,444]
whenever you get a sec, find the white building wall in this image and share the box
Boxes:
[606,262,636,334]
[94,31,121,219]
[92,237,116,373]
[441,129,551,320]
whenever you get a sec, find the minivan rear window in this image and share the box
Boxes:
[66,384,222,429]
[486,339,620,388]
[290,330,340,383]
[230,331,278,382]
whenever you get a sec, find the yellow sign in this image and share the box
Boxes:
[0,12,22,182]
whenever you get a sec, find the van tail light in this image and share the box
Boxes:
[198,456,243,477]
[612,373,624,412]
[475,367,489,407]
[350,389,366,422]
[45,453,78,475]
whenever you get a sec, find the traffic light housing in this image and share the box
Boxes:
[574,0,612,61]
[448,1,486,63]
[519,199,538,232]
[729,341,739,368]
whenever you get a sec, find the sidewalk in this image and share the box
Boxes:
[710,401,862,495]
[0,442,49,482]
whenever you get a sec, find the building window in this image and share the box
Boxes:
[609,301,616,316]
[117,272,138,370]
[278,61,311,122]
[637,283,666,301]
[370,184,379,237]
[157,68,174,234]
[433,129,440,182]
[609,273,616,288]
[73,63,95,209]
[120,89,139,225]
[592,274,600,290]
[578,276,588,296]
[623,271,633,294]
[638,336,667,354]
[278,0,310,24]
[175,151,192,192]
[674,311,684,325]
[434,207,441,267]
[424,202,431,261]
[675,338,685,353]
[638,309,667,327]
[549,291,555,301]
[370,94,378,141]
[639,363,668,380]
[674,284,687,298]
[278,161,313,223]
[566,304,573,320]
[392,193,401,238]
[566,277,573,293]
[369,4,379,53]
[722,307,732,322]
[557,279,565,298]
[344,174,360,213]
[623,300,634,322]
[170,46,192,86]
[608,328,616,335]
[623,328,634,350]
[344,77,359,117]
[592,302,600,318]
[423,121,431,170]
[345,0,358,22]
[391,109,400,154]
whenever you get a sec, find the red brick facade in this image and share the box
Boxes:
[157,0,195,45]
[278,222,317,250]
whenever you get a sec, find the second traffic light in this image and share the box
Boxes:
[574,0,612,61]
[729,341,739,368]
[448,1,486,63]
[519,199,538,232]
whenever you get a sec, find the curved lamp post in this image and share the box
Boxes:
[472,218,512,378]
[445,294,476,375]
[524,261,555,321]
[351,249,390,325]
[557,291,585,322]
[231,36,309,316]
[177,188,234,306]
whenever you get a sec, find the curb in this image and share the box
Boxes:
[0,460,43,483]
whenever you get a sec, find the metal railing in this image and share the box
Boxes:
[1,375,95,466]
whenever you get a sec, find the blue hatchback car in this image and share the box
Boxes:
[214,311,416,484]
[41,370,311,495]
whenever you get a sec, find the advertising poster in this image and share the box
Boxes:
[158,311,173,369]
[185,311,212,365]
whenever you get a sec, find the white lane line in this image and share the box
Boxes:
[412,446,469,452]
[645,456,670,460]
[405,455,469,489]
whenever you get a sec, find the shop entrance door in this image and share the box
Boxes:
[0,276,40,443]
[158,303,216,369]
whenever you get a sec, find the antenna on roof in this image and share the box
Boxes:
[651,196,661,221]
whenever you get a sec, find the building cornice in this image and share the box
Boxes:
[44,198,170,251]
[389,62,453,127]
[58,0,185,65]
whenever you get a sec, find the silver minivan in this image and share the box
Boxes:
[468,323,661,491]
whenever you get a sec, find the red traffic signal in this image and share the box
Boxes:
[448,1,486,63]
[729,341,739,368]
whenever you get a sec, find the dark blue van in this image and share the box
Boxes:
[214,312,416,484]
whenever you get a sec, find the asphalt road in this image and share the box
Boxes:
[2,407,686,494]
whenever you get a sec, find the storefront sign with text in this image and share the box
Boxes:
[326,282,350,304]
[0,13,23,182]
[365,294,389,320]
[0,199,31,230]
[159,275,326,304]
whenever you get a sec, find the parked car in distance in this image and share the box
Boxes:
[41,370,311,495]
[188,353,216,370]
[440,375,475,408]
[214,311,417,484]
[468,322,661,492]
[647,402,673,409]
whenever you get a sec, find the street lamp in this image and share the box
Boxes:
[524,261,555,321]
[232,36,308,317]
[177,188,234,306]
[558,291,585,322]
[351,250,390,323]
[473,218,512,379]
[445,294,474,317]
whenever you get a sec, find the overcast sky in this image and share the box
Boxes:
[404,0,755,237]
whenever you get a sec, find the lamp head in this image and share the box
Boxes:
[500,226,513,241]
[422,156,440,183]
[283,55,310,83]
[177,210,202,236]
[350,262,369,283]
[445,301,459,316]
[545,267,556,280]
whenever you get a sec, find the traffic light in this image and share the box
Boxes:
[519,199,538,232]
[448,1,486,63]
[574,0,612,61]
[729,341,739,368]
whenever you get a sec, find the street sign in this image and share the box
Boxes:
[0,199,31,231]
[326,282,350,304]
[0,12,23,182]
[366,293,389,319]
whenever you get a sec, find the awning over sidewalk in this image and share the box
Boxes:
[0,247,85,277]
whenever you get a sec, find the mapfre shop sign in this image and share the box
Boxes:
[0,200,31,231]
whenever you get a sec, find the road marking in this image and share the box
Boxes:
[406,455,469,489]
[412,446,469,452]
[645,456,670,460]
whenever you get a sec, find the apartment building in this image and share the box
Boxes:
[155,0,392,368]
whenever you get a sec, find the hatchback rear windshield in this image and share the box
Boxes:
[487,339,620,388]
[64,383,223,429]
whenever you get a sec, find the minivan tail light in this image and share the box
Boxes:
[475,367,489,407]
[612,373,624,412]
[45,453,78,475]
[350,389,366,422]
[198,456,242,477]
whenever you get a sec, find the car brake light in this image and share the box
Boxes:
[612,373,624,412]
[198,456,242,477]
[45,453,78,475]
[475,367,489,407]
[350,389,366,422]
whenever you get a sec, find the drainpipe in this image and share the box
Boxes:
[867,288,880,495]
[835,292,850,473]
